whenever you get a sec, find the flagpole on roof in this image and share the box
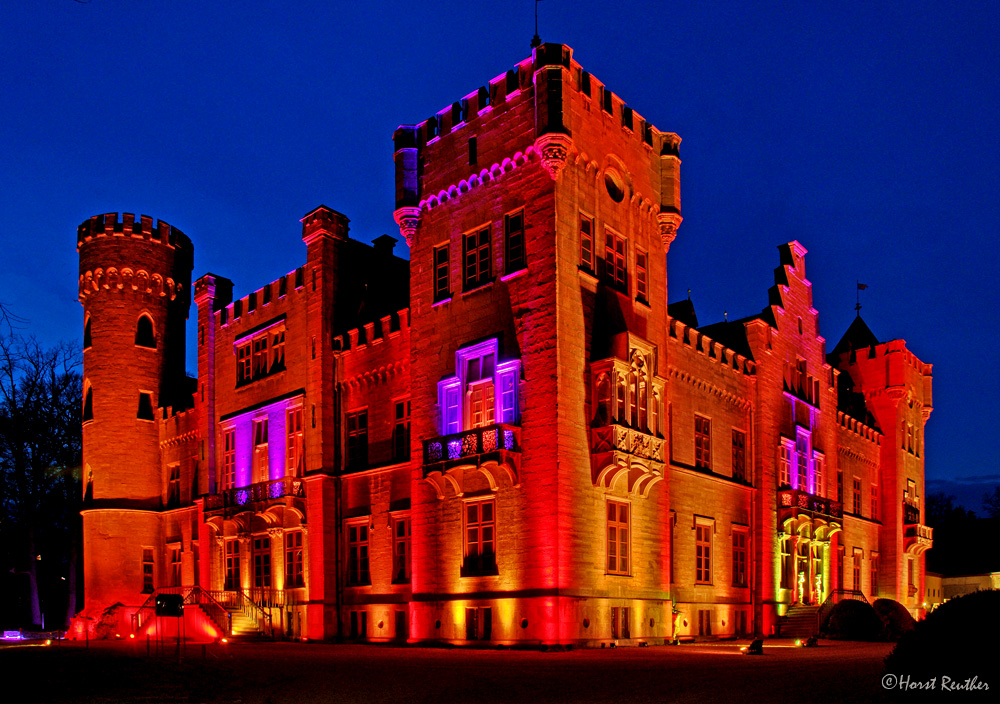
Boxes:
[531,0,543,48]
[856,280,868,316]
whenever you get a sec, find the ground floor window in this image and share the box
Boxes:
[285,531,304,588]
[142,548,154,593]
[465,606,493,641]
[610,606,631,639]
[253,536,271,589]
[224,539,240,591]
[347,523,370,585]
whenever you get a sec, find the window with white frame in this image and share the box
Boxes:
[635,249,648,303]
[463,226,491,291]
[393,515,410,583]
[605,229,627,292]
[347,522,370,585]
[732,528,748,587]
[285,531,304,588]
[224,539,240,590]
[236,322,287,386]
[580,215,594,271]
[813,452,825,497]
[695,416,711,469]
[779,441,793,487]
[695,520,713,584]
[463,498,497,576]
[795,430,810,491]
[286,407,304,477]
[252,418,269,484]
[393,399,411,461]
[222,427,236,490]
[504,209,526,274]
[607,501,630,575]
[438,339,520,435]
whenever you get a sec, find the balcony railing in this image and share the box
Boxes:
[590,423,664,463]
[778,488,843,519]
[904,524,933,541]
[903,497,921,525]
[205,476,304,512]
[422,423,521,469]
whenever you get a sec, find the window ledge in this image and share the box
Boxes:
[432,296,453,308]
[500,268,527,282]
[462,279,495,297]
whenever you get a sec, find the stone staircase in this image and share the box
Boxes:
[778,605,820,638]
[228,609,270,639]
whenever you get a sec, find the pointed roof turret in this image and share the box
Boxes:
[830,314,879,360]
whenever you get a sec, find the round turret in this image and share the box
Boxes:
[78,212,193,505]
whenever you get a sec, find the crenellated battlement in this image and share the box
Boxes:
[76,213,192,252]
[333,308,410,352]
[218,266,306,327]
[837,410,881,444]
[668,316,756,377]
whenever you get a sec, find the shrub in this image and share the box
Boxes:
[873,599,916,641]
[885,590,1000,680]
[820,599,885,641]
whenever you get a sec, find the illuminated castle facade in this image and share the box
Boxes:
[75,43,933,643]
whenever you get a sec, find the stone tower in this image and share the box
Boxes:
[77,212,193,611]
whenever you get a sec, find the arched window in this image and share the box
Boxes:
[83,316,92,349]
[638,380,647,431]
[83,385,94,422]
[135,314,156,348]
[628,372,638,426]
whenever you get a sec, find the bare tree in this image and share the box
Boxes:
[0,329,81,628]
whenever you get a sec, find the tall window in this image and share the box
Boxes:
[270,329,285,372]
[137,392,155,420]
[853,477,862,515]
[606,501,630,575]
[224,539,240,590]
[504,209,526,274]
[635,249,648,303]
[695,416,711,469]
[83,316,92,349]
[253,418,269,483]
[852,549,862,591]
[463,498,496,575]
[870,553,879,597]
[393,516,410,583]
[393,399,411,461]
[253,536,271,589]
[170,546,181,587]
[836,546,844,590]
[813,453,825,497]
[252,335,269,378]
[605,230,627,291]
[463,226,491,290]
[286,407,304,477]
[83,385,94,422]
[346,410,368,468]
[780,537,791,589]
[237,343,252,385]
[696,522,712,584]
[285,531,304,588]
[580,216,594,271]
[222,428,236,490]
[135,314,156,348]
[871,485,879,520]
[796,434,809,490]
[167,464,180,507]
[732,529,748,587]
[347,523,370,585]
[732,430,747,482]
[779,443,792,487]
[837,470,844,503]
[433,244,450,301]
[142,548,154,593]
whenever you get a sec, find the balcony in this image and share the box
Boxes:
[903,497,921,525]
[205,476,305,515]
[904,523,933,555]
[422,424,521,498]
[591,423,664,497]
[778,488,843,520]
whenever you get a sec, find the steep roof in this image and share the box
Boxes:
[829,314,880,360]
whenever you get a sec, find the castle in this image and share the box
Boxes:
[75,43,932,643]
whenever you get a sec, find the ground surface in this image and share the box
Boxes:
[2,638,901,703]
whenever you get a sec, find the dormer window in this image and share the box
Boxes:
[438,339,520,435]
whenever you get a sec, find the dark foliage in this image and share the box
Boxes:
[885,590,1000,681]
[873,599,916,641]
[820,599,885,641]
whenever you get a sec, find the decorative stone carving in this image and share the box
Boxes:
[393,206,420,247]
[534,133,574,180]
[657,212,683,252]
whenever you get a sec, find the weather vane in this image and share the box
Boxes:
[531,0,543,48]
[856,280,868,315]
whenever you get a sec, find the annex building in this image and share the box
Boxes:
[74,43,933,644]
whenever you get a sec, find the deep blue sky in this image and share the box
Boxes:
[2,2,997,509]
